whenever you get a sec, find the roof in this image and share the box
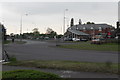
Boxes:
[71,24,113,30]
[68,28,89,36]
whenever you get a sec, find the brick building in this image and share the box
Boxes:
[65,21,115,39]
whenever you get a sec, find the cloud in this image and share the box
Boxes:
[1,2,118,34]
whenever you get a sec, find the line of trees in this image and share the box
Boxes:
[70,18,95,27]
[13,27,63,40]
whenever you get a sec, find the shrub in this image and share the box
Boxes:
[9,55,17,62]
[2,70,61,80]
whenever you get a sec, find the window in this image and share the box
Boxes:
[99,27,102,31]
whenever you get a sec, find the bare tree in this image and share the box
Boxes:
[32,28,39,34]
[46,27,53,34]
[32,28,40,39]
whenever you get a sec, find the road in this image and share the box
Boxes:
[4,40,118,63]
[3,40,119,78]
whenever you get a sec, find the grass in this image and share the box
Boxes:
[9,55,17,62]
[2,70,61,80]
[3,40,11,44]
[58,42,119,51]
[4,60,119,74]
[0,71,2,79]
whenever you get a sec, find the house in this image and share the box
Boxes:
[64,19,115,40]
[64,27,90,39]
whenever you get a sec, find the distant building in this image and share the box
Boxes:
[0,23,7,41]
[64,19,115,39]
[0,23,2,40]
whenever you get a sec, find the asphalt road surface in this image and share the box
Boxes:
[4,40,118,63]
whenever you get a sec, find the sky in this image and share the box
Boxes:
[0,1,118,35]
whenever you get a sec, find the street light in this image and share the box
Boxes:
[63,9,68,35]
[91,27,94,39]
[20,14,28,41]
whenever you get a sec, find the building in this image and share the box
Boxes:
[64,19,115,40]
[0,23,2,41]
[0,23,7,41]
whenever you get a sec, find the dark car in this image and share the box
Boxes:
[80,38,88,42]
[64,38,73,41]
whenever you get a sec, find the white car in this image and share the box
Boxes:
[115,36,118,39]
[92,38,100,42]
[91,38,105,44]
[72,38,80,41]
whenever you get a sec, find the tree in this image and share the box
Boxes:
[57,34,63,39]
[46,27,53,34]
[79,19,82,25]
[32,28,40,39]
[86,22,95,24]
[32,28,40,34]
[46,28,57,38]
[10,33,14,36]
[70,18,74,27]
[49,31,57,38]
[116,21,120,29]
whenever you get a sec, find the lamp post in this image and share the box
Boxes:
[20,14,28,41]
[63,9,68,35]
[91,27,94,39]
[99,27,102,36]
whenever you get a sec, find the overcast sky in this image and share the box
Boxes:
[0,2,118,35]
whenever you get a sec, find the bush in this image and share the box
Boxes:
[9,55,17,62]
[2,70,61,80]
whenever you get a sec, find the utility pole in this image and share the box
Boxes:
[63,9,68,35]
[20,14,28,41]
[20,15,22,41]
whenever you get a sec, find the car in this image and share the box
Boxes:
[64,38,73,41]
[80,38,88,42]
[115,36,119,39]
[44,37,49,40]
[72,38,80,41]
[91,38,102,44]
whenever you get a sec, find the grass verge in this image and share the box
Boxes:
[58,42,119,51]
[4,40,11,44]
[2,70,61,80]
[0,71,2,79]
[4,60,119,74]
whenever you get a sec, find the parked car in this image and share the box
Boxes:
[115,36,119,39]
[91,38,105,44]
[44,37,49,40]
[80,38,88,42]
[64,38,73,41]
[72,38,80,41]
